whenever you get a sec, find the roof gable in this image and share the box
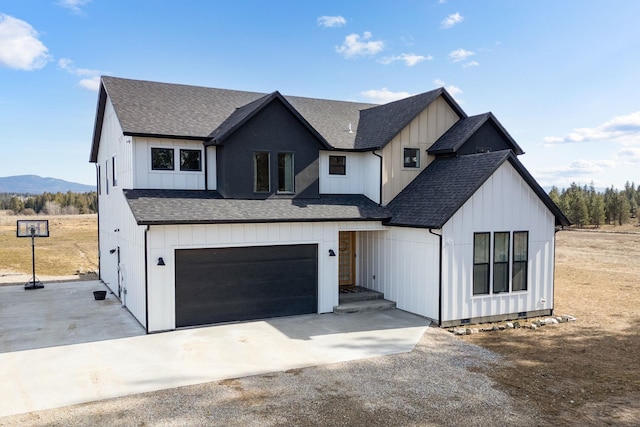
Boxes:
[428,112,524,156]
[354,88,466,150]
[207,91,331,148]
[386,150,568,228]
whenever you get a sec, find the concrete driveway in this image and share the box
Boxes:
[0,280,430,417]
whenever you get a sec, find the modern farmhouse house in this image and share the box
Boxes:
[90,76,568,333]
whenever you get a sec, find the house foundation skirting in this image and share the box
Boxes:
[440,309,553,328]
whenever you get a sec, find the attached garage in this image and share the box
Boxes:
[175,244,318,327]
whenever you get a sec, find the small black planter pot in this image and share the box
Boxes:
[93,290,107,300]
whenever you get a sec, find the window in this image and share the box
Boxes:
[97,165,101,195]
[112,156,117,187]
[473,233,490,295]
[329,155,346,175]
[278,152,294,192]
[180,149,202,171]
[403,147,420,168]
[151,148,174,170]
[105,160,110,195]
[254,152,270,192]
[512,231,529,291]
[493,232,510,293]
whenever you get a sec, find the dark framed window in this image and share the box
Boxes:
[473,232,490,295]
[278,152,294,192]
[493,232,510,293]
[180,149,202,171]
[97,165,101,195]
[254,152,270,192]
[329,155,346,175]
[112,155,117,187]
[403,147,420,168]
[151,148,174,170]
[512,231,529,291]
[105,160,110,195]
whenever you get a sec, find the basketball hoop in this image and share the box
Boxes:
[16,220,49,290]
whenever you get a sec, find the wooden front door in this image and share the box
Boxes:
[338,231,356,287]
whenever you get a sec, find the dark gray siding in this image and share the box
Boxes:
[456,121,515,155]
[216,99,323,199]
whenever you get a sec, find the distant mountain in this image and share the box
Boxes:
[0,175,95,194]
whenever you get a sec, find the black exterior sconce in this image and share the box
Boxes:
[157,257,166,266]
[328,249,336,257]
[109,249,116,254]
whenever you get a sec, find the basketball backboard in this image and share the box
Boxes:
[16,220,49,238]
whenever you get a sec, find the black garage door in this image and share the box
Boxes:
[175,244,318,327]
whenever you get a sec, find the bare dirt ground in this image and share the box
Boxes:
[1,214,638,425]
[463,225,640,426]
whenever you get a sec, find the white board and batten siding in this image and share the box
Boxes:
[319,152,380,204]
[145,220,386,332]
[359,228,440,320]
[441,161,556,325]
[381,96,460,205]
[133,137,208,190]
[96,97,147,327]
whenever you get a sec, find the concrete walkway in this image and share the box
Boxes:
[0,281,430,417]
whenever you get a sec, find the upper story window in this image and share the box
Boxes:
[278,152,294,193]
[180,149,202,171]
[151,148,174,170]
[254,152,270,192]
[403,147,420,168]
[329,155,346,175]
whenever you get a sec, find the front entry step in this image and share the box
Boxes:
[335,287,396,313]
[334,298,397,314]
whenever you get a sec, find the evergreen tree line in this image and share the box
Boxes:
[0,191,98,215]
[549,182,639,227]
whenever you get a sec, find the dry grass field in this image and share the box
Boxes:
[1,212,638,424]
[464,225,640,426]
[0,211,98,281]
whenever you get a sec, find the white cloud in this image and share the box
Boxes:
[58,58,105,91]
[462,60,479,68]
[543,111,640,147]
[56,0,92,13]
[448,48,474,63]
[317,15,346,28]
[616,147,640,163]
[336,32,384,59]
[361,88,413,104]
[0,14,51,71]
[380,53,432,67]
[79,76,100,91]
[534,159,618,188]
[434,79,462,97]
[441,12,463,29]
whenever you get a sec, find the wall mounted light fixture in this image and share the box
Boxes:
[157,257,166,266]
[328,249,336,257]
[109,249,116,254]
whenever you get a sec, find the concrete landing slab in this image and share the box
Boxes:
[0,309,429,417]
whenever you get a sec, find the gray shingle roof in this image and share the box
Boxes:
[386,150,569,228]
[124,190,391,225]
[386,151,511,228]
[94,77,377,153]
[428,112,524,155]
[354,88,466,150]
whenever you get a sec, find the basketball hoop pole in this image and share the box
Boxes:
[25,226,44,290]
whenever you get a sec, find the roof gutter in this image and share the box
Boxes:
[429,228,443,326]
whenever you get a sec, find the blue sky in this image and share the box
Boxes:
[1,0,639,190]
